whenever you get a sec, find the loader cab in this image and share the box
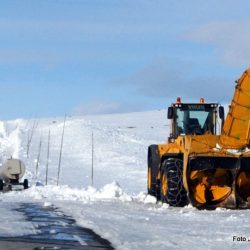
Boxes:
[168,98,224,138]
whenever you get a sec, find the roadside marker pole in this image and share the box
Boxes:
[35,136,42,177]
[27,120,38,158]
[57,115,66,186]
[91,132,94,186]
[46,129,50,185]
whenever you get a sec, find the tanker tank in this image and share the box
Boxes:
[0,158,28,190]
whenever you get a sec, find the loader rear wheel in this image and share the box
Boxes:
[148,145,161,199]
[148,166,153,194]
[160,158,188,207]
[148,162,160,199]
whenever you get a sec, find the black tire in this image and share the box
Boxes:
[23,179,29,189]
[148,145,161,199]
[160,158,188,207]
[0,179,3,191]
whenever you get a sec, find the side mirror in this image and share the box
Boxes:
[167,107,174,119]
[219,106,225,120]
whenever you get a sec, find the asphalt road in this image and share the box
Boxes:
[0,203,114,250]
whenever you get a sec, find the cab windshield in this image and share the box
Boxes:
[174,105,216,137]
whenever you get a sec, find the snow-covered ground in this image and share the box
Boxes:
[0,110,249,250]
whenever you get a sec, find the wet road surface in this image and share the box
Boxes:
[0,203,114,250]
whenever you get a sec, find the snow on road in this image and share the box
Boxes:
[0,110,249,250]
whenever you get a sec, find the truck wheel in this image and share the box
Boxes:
[0,179,3,191]
[160,158,188,207]
[148,145,161,199]
[23,179,29,189]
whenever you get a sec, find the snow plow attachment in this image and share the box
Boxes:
[187,156,237,209]
[147,68,250,209]
[187,156,250,209]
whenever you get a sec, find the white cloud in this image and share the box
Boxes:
[119,58,233,102]
[71,100,146,116]
[184,20,250,66]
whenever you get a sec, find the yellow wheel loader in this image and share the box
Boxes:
[148,68,250,209]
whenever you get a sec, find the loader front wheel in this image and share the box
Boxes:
[160,158,188,207]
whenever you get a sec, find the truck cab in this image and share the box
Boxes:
[167,98,225,138]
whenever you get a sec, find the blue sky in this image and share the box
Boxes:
[0,0,249,119]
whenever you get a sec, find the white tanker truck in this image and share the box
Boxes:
[0,158,28,191]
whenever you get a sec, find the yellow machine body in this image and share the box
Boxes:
[148,68,250,209]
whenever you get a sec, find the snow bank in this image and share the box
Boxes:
[0,181,136,203]
[0,181,161,208]
[0,120,22,161]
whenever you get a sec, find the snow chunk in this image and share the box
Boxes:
[97,181,132,201]
[144,195,157,204]
[134,192,157,204]
[135,192,147,202]
[43,202,52,207]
